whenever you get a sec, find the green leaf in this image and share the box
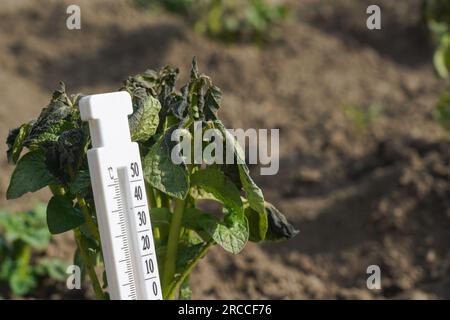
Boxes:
[0,258,14,281]
[190,167,243,214]
[183,208,248,254]
[0,204,50,249]
[238,163,265,215]
[216,162,242,189]
[10,270,36,296]
[179,277,192,300]
[212,120,266,216]
[176,242,205,273]
[69,170,91,195]
[46,195,85,234]
[6,151,59,199]
[189,185,216,201]
[6,122,32,163]
[143,128,189,199]
[264,202,299,241]
[35,258,68,281]
[434,47,449,78]
[244,205,268,242]
[433,90,450,131]
[129,94,161,142]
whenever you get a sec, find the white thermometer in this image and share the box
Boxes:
[79,92,162,300]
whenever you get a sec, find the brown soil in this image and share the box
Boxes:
[0,0,449,299]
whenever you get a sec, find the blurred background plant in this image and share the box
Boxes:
[343,104,383,135]
[137,0,289,44]
[425,0,450,77]
[433,90,450,131]
[0,204,67,297]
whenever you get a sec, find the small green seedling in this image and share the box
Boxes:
[0,204,67,297]
[138,0,289,44]
[5,59,298,299]
[433,90,450,131]
[343,104,382,133]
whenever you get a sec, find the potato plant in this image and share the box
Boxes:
[425,0,450,77]
[138,0,288,44]
[433,89,450,131]
[5,59,298,299]
[0,204,67,297]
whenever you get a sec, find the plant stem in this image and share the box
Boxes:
[49,185,100,241]
[146,183,157,208]
[74,229,105,300]
[164,240,214,299]
[48,185,103,299]
[154,189,163,207]
[162,198,185,298]
[76,196,100,241]
[15,242,32,285]
[146,183,161,242]
[161,193,171,209]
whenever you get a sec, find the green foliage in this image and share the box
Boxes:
[433,89,450,131]
[6,151,59,199]
[138,0,288,44]
[0,204,67,297]
[46,195,85,234]
[183,207,248,254]
[143,128,190,199]
[5,58,297,299]
[190,167,243,215]
[129,95,162,142]
[426,0,450,78]
[343,104,382,133]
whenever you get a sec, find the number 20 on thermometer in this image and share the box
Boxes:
[79,92,162,300]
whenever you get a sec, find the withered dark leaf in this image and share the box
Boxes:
[128,89,161,142]
[23,101,79,148]
[204,85,222,120]
[6,127,20,162]
[264,202,299,241]
[45,129,86,184]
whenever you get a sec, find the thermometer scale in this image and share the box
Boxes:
[79,92,162,300]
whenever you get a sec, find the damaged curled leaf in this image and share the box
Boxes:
[45,128,86,184]
[6,122,32,163]
[128,92,161,142]
[212,119,266,215]
[264,202,299,241]
[23,101,80,148]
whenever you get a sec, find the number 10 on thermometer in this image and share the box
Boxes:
[80,92,162,300]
